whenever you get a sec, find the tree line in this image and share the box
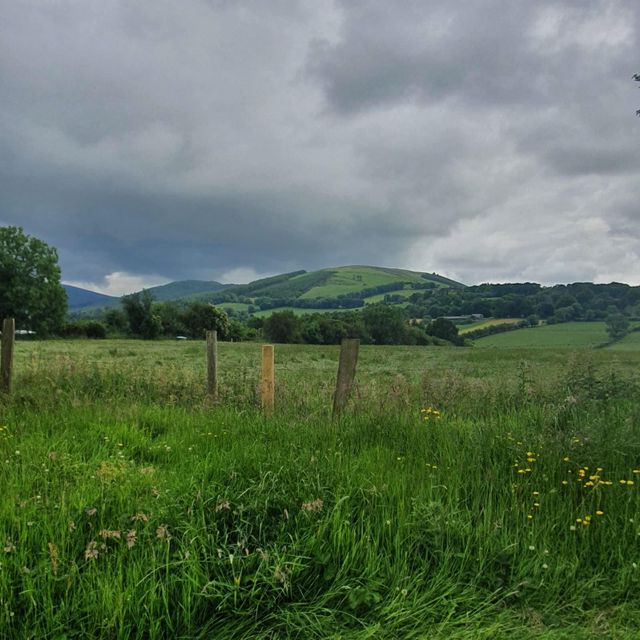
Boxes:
[401,281,640,325]
[257,308,463,346]
[67,297,464,346]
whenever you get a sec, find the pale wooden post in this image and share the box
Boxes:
[332,338,359,417]
[206,330,218,400]
[1,318,15,395]
[261,344,275,411]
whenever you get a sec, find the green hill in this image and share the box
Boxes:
[63,285,119,311]
[143,280,227,301]
[69,280,228,314]
[218,266,464,301]
[298,266,458,299]
[69,266,464,316]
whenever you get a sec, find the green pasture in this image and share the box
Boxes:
[2,339,640,638]
[458,318,521,334]
[299,266,427,300]
[363,288,417,304]
[607,330,640,351]
[251,306,344,318]
[474,322,611,348]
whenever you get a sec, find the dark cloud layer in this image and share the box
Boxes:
[0,0,639,293]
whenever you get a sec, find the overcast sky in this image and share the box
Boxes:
[1,0,639,294]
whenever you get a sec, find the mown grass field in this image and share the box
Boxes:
[458,318,521,334]
[2,339,640,638]
[474,322,611,349]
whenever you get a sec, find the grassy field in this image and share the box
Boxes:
[363,289,417,304]
[458,318,521,334]
[2,339,640,638]
[607,330,640,351]
[251,306,346,318]
[298,266,430,300]
[474,322,610,348]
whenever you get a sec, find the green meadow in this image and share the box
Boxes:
[362,289,418,304]
[297,266,429,300]
[474,322,611,349]
[252,306,342,318]
[607,330,640,351]
[1,339,640,638]
[457,318,522,334]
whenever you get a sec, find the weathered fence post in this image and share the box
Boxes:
[1,318,15,395]
[261,344,275,411]
[332,338,359,417]
[206,330,218,401]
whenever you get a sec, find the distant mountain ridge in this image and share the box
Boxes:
[64,280,227,312]
[65,266,465,313]
[63,285,119,311]
[142,280,228,301]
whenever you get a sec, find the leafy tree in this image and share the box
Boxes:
[404,325,435,346]
[0,226,67,335]
[301,315,351,345]
[361,304,407,345]
[83,320,107,339]
[180,302,230,339]
[263,310,302,343]
[228,319,257,342]
[535,300,555,319]
[122,291,162,339]
[605,312,629,341]
[60,320,106,339]
[104,308,129,334]
[155,301,186,337]
[425,317,463,345]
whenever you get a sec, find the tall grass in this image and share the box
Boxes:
[0,341,639,637]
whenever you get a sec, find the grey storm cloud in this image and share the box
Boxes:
[0,0,639,293]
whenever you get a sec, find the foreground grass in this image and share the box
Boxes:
[1,341,640,637]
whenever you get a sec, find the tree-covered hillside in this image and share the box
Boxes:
[402,282,640,323]
[191,266,464,312]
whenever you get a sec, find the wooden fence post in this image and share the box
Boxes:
[261,344,275,411]
[1,318,15,395]
[206,330,218,400]
[333,338,359,417]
